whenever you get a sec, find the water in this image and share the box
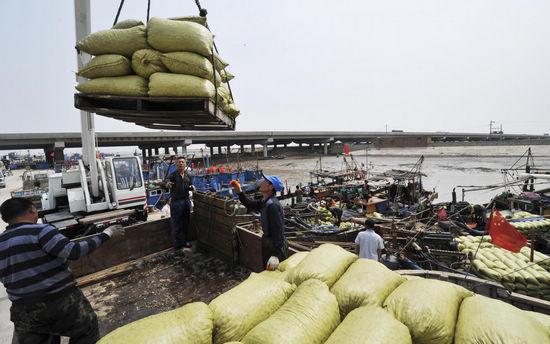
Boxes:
[253,145,550,205]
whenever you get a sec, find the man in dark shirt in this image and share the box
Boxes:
[0,197,124,344]
[163,157,195,254]
[230,173,288,268]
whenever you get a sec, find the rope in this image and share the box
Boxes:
[223,197,237,216]
[146,0,151,22]
[112,0,125,26]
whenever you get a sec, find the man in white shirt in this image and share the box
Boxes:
[354,219,384,261]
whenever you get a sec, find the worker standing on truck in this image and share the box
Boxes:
[0,197,124,344]
[163,157,195,255]
[230,174,288,269]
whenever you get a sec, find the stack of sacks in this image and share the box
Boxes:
[75,17,239,117]
[457,235,550,300]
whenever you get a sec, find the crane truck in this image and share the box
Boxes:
[38,0,147,238]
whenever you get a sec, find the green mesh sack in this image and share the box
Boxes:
[212,52,229,72]
[209,272,295,344]
[286,244,357,287]
[330,259,406,319]
[97,302,212,344]
[147,17,213,57]
[76,75,148,96]
[168,16,207,26]
[220,69,235,82]
[160,52,220,86]
[148,73,215,98]
[131,49,168,78]
[383,279,473,344]
[77,54,132,78]
[112,19,144,29]
[325,306,412,344]
[277,252,309,272]
[76,25,149,57]
[241,279,340,344]
[525,310,550,334]
[455,295,550,344]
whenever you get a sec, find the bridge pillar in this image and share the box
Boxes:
[154,147,160,156]
[263,144,268,158]
[164,147,169,155]
[182,139,192,158]
[324,143,328,155]
[52,141,65,166]
[251,144,255,155]
[210,146,214,156]
[147,148,153,158]
[44,146,55,167]
[218,146,222,155]
[226,144,231,156]
[240,145,245,154]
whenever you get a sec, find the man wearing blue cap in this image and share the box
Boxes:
[230,173,288,269]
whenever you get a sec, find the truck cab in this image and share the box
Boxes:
[40,156,147,236]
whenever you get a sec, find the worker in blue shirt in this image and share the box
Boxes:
[0,197,124,344]
[230,173,288,269]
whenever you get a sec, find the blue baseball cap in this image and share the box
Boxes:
[261,173,284,192]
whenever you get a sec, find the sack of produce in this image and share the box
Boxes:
[148,73,215,98]
[383,278,473,344]
[160,52,220,86]
[132,49,168,78]
[212,51,229,72]
[220,69,234,82]
[168,16,207,26]
[77,54,132,79]
[222,102,240,118]
[76,25,149,57]
[455,295,549,343]
[330,259,406,318]
[147,17,213,57]
[241,279,340,344]
[277,251,309,272]
[76,75,148,96]
[97,302,212,344]
[112,19,144,29]
[258,270,288,281]
[325,306,412,344]
[525,310,550,333]
[209,272,295,344]
[286,244,357,287]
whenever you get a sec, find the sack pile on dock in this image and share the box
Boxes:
[457,235,550,301]
[97,243,550,343]
[75,17,239,117]
[508,211,550,235]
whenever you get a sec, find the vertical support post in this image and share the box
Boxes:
[218,146,222,155]
[263,144,268,158]
[164,147,169,155]
[324,142,328,155]
[154,147,159,156]
[75,0,99,197]
[210,146,214,157]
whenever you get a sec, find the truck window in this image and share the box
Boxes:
[113,158,143,190]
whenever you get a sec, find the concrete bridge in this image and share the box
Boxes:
[1,131,549,164]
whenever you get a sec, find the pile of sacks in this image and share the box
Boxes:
[457,234,550,301]
[75,17,239,117]
[98,244,550,344]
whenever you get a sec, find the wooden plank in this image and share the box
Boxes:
[76,248,172,287]
[69,218,172,277]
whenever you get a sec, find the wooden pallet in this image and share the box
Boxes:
[74,93,235,131]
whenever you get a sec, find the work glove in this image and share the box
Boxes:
[266,256,280,271]
[229,179,241,193]
[189,185,196,191]
[103,224,125,238]
[165,181,174,189]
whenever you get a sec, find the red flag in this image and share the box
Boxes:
[344,145,350,155]
[485,207,527,253]
[49,152,55,157]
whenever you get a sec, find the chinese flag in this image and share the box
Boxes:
[344,145,350,155]
[485,207,527,253]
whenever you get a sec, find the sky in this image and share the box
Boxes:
[1,0,549,136]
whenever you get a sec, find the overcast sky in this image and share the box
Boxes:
[1,0,549,136]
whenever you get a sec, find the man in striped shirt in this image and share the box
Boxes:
[0,198,124,344]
